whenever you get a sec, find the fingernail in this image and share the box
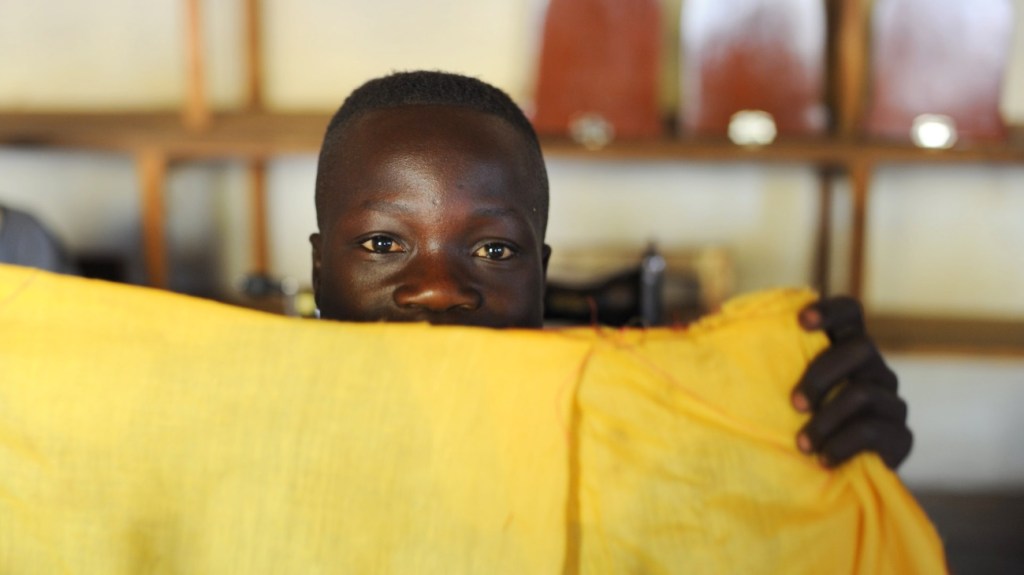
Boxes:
[799,308,821,330]
[797,433,812,454]
[792,392,810,413]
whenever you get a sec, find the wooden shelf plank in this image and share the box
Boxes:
[541,135,1024,165]
[868,314,1024,357]
[0,112,330,157]
[3,112,1023,164]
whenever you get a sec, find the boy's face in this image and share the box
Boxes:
[311,105,550,328]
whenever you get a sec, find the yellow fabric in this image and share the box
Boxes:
[0,264,945,573]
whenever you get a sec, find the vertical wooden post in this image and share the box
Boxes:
[183,0,211,131]
[244,0,264,110]
[248,159,270,275]
[848,161,872,299]
[812,168,834,295]
[834,0,869,137]
[244,0,270,277]
[834,0,870,299]
[138,150,170,288]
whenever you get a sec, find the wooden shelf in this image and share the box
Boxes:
[543,133,1024,165]
[868,314,1024,358]
[0,111,329,158]
[3,111,1024,165]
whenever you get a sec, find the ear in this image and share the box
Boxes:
[541,244,552,277]
[310,232,323,308]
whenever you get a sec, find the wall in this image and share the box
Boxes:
[1,0,1022,488]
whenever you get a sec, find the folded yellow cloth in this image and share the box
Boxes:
[0,264,944,573]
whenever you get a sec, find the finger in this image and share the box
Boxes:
[798,384,907,455]
[800,296,865,342]
[793,337,897,410]
[818,420,914,470]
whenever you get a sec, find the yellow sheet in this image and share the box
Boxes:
[0,264,945,573]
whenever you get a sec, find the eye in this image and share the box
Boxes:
[473,242,517,261]
[360,235,405,254]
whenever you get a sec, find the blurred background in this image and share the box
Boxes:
[1,1,1022,570]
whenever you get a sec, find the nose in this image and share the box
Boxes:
[393,254,482,314]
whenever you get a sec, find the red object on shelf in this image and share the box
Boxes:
[863,0,1014,143]
[679,0,827,137]
[532,0,662,139]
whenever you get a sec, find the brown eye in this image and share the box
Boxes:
[360,235,404,254]
[473,243,516,261]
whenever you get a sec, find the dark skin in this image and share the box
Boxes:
[311,106,550,328]
[312,104,912,470]
[796,297,912,468]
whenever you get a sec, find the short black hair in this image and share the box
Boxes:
[315,70,549,231]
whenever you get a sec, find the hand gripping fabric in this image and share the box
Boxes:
[0,264,945,573]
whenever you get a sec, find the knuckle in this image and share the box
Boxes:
[863,338,881,358]
[879,364,899,388]
[834,336,874,367]
[893,397,908,421]
[883,433,912,469]
[836,296,864,319]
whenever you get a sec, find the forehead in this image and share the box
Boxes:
[341,104,532,157]
[319,105,545,222]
